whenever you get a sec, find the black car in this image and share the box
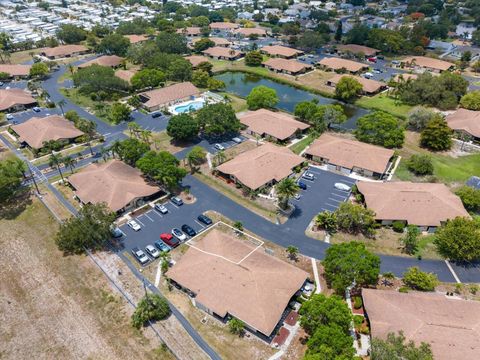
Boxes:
[151,111,162,118]
[181,224,197,237]
[197,214,213,226]
[171,196,184,206]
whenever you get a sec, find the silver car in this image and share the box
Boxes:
[334,182,351,191]
[127,220,141,231]
[155,203,168,214]
[145,245,161,258]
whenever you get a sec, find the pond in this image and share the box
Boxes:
[214,71,370,130]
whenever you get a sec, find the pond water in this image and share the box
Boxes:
[214,72,370,130]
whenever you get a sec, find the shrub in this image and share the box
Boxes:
[460,90,480,110]
[403,267,438,291]
[469,284,479,295]
[131,294,171,329]
[407,154,434,175]
[353,296,363,309]
[392,221,405,233]
[398,286,409,293]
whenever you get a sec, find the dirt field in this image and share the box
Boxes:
[0,197,175,360]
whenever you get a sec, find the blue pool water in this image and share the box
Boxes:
[174,101,205,113]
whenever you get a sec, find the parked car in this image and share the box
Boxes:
[334,182,351,191]
[373,68,382,74]
[127,220,141,231]
[110,226,123,238]
[367,57,377,63]
[145,244,161,258]
[6,114,13,120]
[172,228,187,241]
[155,240,171,252]
[151,111,162,118]
[376,55,384,60]
[171,196,183,206]
[298,181,307,190]
[214,143,225,151]
[0,81,4,86]
[232,137,243,144]
[181,224,197,237]
[132,247,149,265]
[391,60,400,65]
[160,233,180,248]
[197,214,213,226]
[154,203,168,214]
[363,72,374,79]
[302,171,315,181]
[294,193,301,200]
[32,106,41,112]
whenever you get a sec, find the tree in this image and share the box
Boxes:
[295,31,328,52]
[55,203,115,254]
[334,76,363,102]
[57,24,87,44]
[49,152,65,182]
[97,33,130,56]
[197,61,213,75]
[286,245,299,260]
[345,23,371,45]
[197,103,240,136]
[294,101,319,122]
[156,32,188,54]
[323,241,381,294]
[355,112,405,148]
[228,318,245,335]
[75,118,97,155]
[371,331,433,360]
[276,178,299,210]
[62,155,76,174]
[245,50,263,66]
[246,85,279,110]
[407,106,436,131]
[207,77,225,91]
[185,146,206,171]
[193,38,215,53]
[136,150,187,189]
[0,158,26,203]
[318,104,346,128]
[460,90,480,110]
[335,21,343,42]
[131,294,171,329]
[73,64,129,97]
[305,324,355,359]
[455,186,480,212]
[299,294,352,335]
[406,154,434,176]
[29,62,49,78]
[315,211,338,233]
[401,225,420,255]
[167,58,192,81]
[434,217,480,262]
[116,138,150,166]
[191,70,210,88]
[420,116,452,151]
[110,103,131,124]
[335,202,377,237]
[131,69,166,90]
[166,113,199,141]
[403,267,438,291]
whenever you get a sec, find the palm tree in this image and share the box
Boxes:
[57,99,66,116]
[68,64,74,76]
[49,152,65,182]
[286,245,299,261]
[214,150,226,166]
[141,129,152,145]
[109,140,122,160]
[127,122,141,138]
[100,146,110,162]
[62,155,76,173]
[77,119,96,155]
[276,178,299,210]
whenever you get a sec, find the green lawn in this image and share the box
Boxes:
[59,88,113,124]
[219,92,248,112]
[356,94,413,119]
[289,133,317,154]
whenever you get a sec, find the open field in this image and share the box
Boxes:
[355,93,413,119]
[60,88,113,124]
[0,197,175,359]
[9,49,41,64]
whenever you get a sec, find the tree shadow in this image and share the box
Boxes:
[0,189,33,220]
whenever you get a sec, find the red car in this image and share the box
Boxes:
[367,57,377,63]
[160,233,180,248]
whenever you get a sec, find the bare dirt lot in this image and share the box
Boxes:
[0,197,174,360]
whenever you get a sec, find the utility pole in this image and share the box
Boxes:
[28,165,40,194]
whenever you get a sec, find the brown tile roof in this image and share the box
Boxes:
[216,142,304,190]
[176,27,202,36]
[305,133,394,174]
[0,89,36,111]
[401,56,454,71]
[327,74,386,94]
[318,57,368,72]
[124,34,149,43]
[139,82,200,109]
[166,228,308,336]
[184,55,210,67]
[68,159,159,212]
[261,45,303,58]
[234,27,267,36]
[0,64,31,77]
[336,44,379,57]
[209,22,239,30]
[192,37,231,47]
[202,46,243,59]
[357,181,469,226]
[115,69,137,83]
[263,58,313,73]
[41,45,88,58]
[363,289,480,360]
[446,108,480,138]
[239,109,310,141]
[78,55,123,68]
[11,115,84,149]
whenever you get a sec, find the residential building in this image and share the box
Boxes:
[11,115,84,150]
[363,289,480,360]
[260,45,304,59]
[239,109,310,142]
[166,228,308,337]
[202,46,244,60]
[356,181,469,231]
[138,82,200,112]
[400,56,454,73]
[209,22,239,31]
[234,27,267,38]
[0,89,36,112]
[317,57,369,74]
[192,37,231,47]
[326,74,386,95]
[446,108,480,141]
[335,44,379,58]
[115,69,137,84]
[124,34,149,44]
[68,159,160,213]
[305,134,394,179]
[78,55,124,69]
[176,27,202,37]
[0,64,32,79]
[40,44,89,59]
[262,58,313,75]
[184,55,210,68]
[216,143,304,191]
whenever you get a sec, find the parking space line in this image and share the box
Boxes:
[194,220,206,228]
[135,217,145,226]
[328,197,343,203]
[152,210,163,218]
[144,212,154,222]
[169,202,179,209]
[325,203,339,208]
[331,192,347,198]
[321,207,334,212]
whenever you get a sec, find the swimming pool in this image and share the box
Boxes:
[173,100,205,114]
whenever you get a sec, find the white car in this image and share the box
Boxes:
[363,72,374,79]
[294,193,301,200]
[155,203,168,214]
[145,244,161,258]
[132,247,149,265]
[214,143,225,151]
[232,137,243,144]
[302,172,315,181]
[334,182,351,191]
[127,220,141,231]
[6,114,13,120]
[172,228,187,241]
